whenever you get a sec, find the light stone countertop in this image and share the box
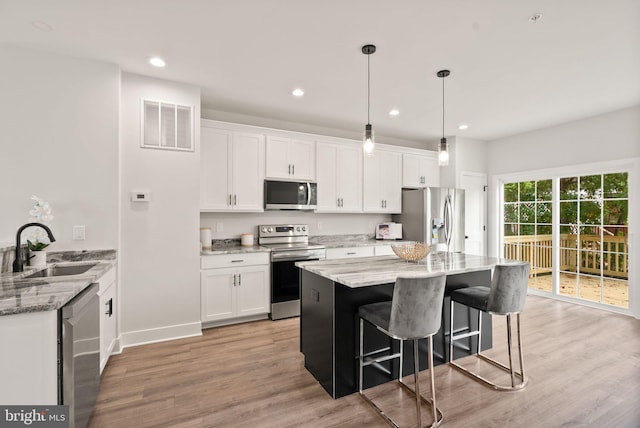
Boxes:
[0,252,117,316]
[201,243,271,256]
[310,234,412,249]
[296,252,514,288]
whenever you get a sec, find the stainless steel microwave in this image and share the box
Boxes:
[264,180,317,210]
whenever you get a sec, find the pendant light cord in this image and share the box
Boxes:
[441,75,445,139]
[367,54,371,124]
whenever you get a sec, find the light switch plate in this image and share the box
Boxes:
[73,225,86,241]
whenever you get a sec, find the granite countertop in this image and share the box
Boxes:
[0,250,117,316]
[201,240,271,256]
[310,234,412,249]
[296,252,513,288]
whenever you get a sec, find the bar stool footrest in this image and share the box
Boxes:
[449,355,528,391]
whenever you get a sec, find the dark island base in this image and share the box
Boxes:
[300,269,493,399]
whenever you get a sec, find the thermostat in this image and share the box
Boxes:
[131,191,151,202]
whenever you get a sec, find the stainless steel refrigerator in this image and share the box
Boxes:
[393,187,465,253]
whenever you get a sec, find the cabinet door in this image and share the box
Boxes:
[201,127,232,211]
[364,149,402,213]
[201,269,235,322]
[402,153,424,188]
[289,139,315,180]
[336,145,362,212]
[231,132,265,211]
[422,154,440,187]
[316,143,339,211]
[99,280,116,374]
[235,266,269,316]
[265,136,292,179]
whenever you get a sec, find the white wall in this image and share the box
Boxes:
[0,45,119,251]
[201,212,392,240]
[119,73,201,346]
[439,136,488,188]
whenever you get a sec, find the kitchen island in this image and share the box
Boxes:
[296,252,510,398]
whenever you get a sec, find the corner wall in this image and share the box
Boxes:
[0,45,119,251]
[119,73,201,346]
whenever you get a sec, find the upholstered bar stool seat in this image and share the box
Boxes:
[448,262,531,391]
[358,273,446,428]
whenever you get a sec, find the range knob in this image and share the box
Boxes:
[302,226,306,231]
[296,227,301,231]
[261,227,267,233]
[268,227,273,233]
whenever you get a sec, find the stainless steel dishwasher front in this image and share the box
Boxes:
[60,283,100,428]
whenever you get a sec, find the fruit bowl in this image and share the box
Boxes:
[391,242,431,262]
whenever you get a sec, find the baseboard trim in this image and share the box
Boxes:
[120,321,202,349]
[202,313,269,329]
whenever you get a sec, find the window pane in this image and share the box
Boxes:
[521,224,535,235]
[143,101,159,146]
[603,278,628,308]
[580,201,601,225]
[504,224,518,237]
[504,182,519,202]
[537,225,552,235]
[603,172,628,198]
[520,181,535,201]
[504,203,518,222]
[537,202,552,223]
[603,200,627,226]
[536,179,552,201]
[579,250,601,274]
[160,103,176,147]
[579,175,602,200]
[560,232,578,249]
[560,201,577,224]
[519,202,535,223]
[578,274,602,303]
[559,272,577,297]
[560,177,578,200]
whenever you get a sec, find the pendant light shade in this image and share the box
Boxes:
[362,44,376,155]
[437,69,450,166]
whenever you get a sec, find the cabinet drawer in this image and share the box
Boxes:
[374,245,396,256]
[201,252,269,269]
[325,246,375,260]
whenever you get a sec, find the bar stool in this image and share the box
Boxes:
[358,273,446,428]
[448,262,530,391]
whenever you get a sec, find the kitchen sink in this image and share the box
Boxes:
[24,263,98,279]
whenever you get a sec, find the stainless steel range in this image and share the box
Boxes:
[259,224,325,320]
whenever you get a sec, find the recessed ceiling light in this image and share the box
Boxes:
[389,109,400,116]
[31,21,53,31]
[292,88,304,97]
[458,124,469,130]
[528,13,542,23]
[149,57,166,68]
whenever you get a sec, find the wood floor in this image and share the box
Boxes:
[89,296,640,428]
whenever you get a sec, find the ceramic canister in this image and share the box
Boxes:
[241,233,254,247]
[200,228,212,250]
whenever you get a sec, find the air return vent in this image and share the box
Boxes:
[141,99,193,151]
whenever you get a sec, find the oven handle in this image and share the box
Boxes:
[271,252,325,262]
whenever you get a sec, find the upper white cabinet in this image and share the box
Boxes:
[316,141,362,212]
[363,149,402,213]
[402,152,440,188]
[266,136,315,181]
[200,126,265,212]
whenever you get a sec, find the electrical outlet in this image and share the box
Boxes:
[73,225,86,241]
[216,222,223,232]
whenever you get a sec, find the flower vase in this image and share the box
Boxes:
[29,251,47,267]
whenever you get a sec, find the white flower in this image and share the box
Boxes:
[26,195,54,247]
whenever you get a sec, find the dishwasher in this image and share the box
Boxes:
[60,283,100,428]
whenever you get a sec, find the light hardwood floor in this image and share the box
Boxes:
[89,295,640,427]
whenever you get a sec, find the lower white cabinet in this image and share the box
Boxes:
[201,253,270,324]
[374,245,396,256]
[325,246,375,260]
[97,266,117,374]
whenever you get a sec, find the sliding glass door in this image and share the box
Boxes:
[502,173,629,309]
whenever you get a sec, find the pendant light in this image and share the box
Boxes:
[362,44,376,155]
[437,69,450,166]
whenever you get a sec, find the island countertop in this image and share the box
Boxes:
[296,252,512,288]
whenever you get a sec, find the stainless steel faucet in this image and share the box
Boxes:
[13,222,56,272]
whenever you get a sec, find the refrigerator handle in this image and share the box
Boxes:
[444,195,453,248]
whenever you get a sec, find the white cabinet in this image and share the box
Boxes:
[201,253,270,325]
[200,126,265,211]
[97,266,117,374]
[363,149,402,213]
[402,152,440,188]
[316,141,362,212]
[374,245,397,256]
[266,136,315,180]
[325,246,375,260]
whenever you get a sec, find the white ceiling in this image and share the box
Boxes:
[2,0,639,144]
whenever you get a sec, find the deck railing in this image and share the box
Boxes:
[503,234,628,279]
